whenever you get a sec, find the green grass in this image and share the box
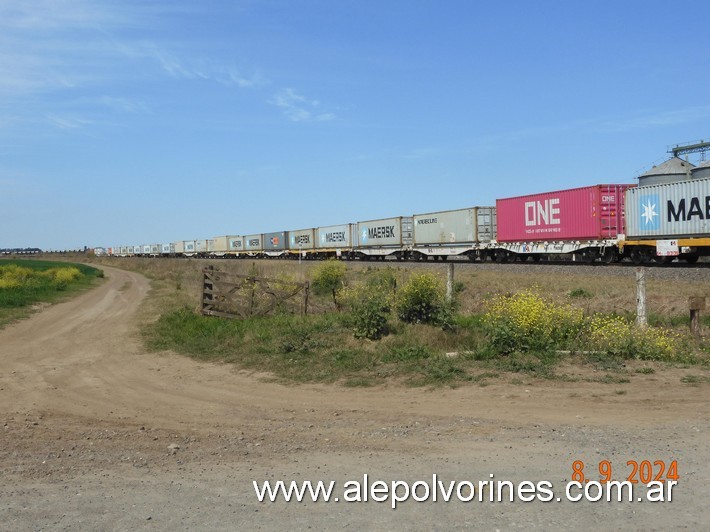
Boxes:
[0,258,104,328]
[142,294,710,387]
[143,307,485,386]
[118,258,710,388]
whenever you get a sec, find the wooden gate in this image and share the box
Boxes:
[201,266,309,319]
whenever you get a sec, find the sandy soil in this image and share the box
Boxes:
[0,266,708,530]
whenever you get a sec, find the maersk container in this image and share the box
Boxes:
[263,231,287,251]
[120,246,128,255]
[316,224,354,249]
[496,185,631,242]
[161,243,175,254]
[244,234,263,252]
[413,207,496,245]
[625,178,710,238]
[183,240,196,253]
[228,235,244,252]
[357,217,413,248]
[288,228,316,251]
[133,245,142,254]
[150,244,160,254]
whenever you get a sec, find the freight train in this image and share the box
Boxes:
[108,176,710,265]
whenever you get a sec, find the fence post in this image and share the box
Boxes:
[635,267,647,329]
[202,265,214,315]
[446,263,455,303]
[303,280,310,315]
[689,297,706,336]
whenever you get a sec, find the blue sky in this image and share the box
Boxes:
[1,0,709,250]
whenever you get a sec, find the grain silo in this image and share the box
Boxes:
[637,157,695,186]
[690,159,710,180]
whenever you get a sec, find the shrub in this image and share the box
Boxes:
[568,288,593,299]
[586,313,680,360]
[311,260,347,309]
[47,267,83,290]
[395,272,448,326]
[345,284,392,340]
[483,289,584,353]
[364,267,398,292]
[0,265,33,288]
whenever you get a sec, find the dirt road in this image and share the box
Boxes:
[1,266,708,530]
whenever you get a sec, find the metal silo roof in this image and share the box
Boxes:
[639,156,695,177]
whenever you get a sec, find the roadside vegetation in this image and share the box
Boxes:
[0,259,104,328]
[127,258,710,388]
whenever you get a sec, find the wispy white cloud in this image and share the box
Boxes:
[146,46,265,88]
[0,0,129,31]
[46,114,93,130]
[269,88,335,122]
[0,1,133,95]
[0,1,336,132]
[0,1,267,133]
[96,96,150,115]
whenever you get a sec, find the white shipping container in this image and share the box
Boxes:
[228,235,244,252]
[625,178,710,238]
[244,234,262,251]
[183,240,196,253]
[174,241,185,254]
[413,207,497,245]
[357,217,412,248]
[195,239,208,253]
[288,228,315,251]
[213,236,229,253]
[316,224,354,249]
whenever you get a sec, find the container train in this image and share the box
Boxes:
[108,176,710,265]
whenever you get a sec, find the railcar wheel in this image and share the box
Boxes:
[685,255,699,264]
[601,249,619,264]
[630,248,653,265]
[494,250,509,263]
[654,255,674,265]
[578,249,599,264]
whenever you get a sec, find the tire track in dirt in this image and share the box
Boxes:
[0,265,707,435]
[0,266,708,530]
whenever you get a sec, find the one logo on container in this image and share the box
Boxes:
[639,194,660,231]
[361,228,368,243]
[270,236,280,246]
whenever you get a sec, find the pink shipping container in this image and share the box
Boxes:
[496,184,633,242]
